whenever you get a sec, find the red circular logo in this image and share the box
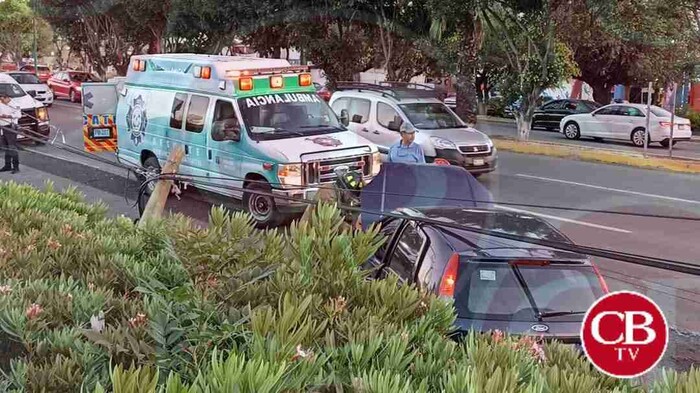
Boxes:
[581,291,668,378]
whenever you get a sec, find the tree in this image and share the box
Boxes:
[553,0,699,104]
[475,28,508,102]
[122,0,171,54]
[371,0,435,82]
[37,0,149,77]
[237,1,377,87]
[427,0,483,123]
[165,0,239,54]
[0,0,34,63]
[482,0,579,140]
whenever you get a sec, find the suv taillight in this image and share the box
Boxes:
[439,253,460,299]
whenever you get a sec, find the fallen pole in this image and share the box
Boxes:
[139,146,185,226]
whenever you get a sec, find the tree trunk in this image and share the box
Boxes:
[591,82,611,105]
[515,90,541,141]
[148,36,162,54]
[454,15,482,125]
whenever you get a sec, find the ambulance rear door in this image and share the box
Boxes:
[81,83,119,152]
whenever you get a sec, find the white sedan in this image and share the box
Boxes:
[4,71,53,107]
[559,104,692,147]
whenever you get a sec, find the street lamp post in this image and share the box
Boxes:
[669,82,677,158]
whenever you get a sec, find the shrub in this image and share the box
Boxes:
[684,109,700,132]
[0,181,695,391]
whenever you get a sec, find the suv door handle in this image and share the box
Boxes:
[372,130,380,135]
[361,128,369,132]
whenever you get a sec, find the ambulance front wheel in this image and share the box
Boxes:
[244,182,281,228]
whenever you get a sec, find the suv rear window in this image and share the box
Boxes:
[453,262,603,321]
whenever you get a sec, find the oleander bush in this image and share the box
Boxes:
[0,181,693,392]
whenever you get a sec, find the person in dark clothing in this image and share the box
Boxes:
[0,93,21,173]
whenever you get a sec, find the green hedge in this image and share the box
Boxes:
[677,107,700,132]
[0,181,697,392]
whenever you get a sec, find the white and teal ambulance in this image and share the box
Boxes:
[82,54,380,226]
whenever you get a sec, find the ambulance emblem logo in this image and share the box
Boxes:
[126,95,148,145]
[306,136,342,147]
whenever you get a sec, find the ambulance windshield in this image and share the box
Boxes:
[238,92,343,140]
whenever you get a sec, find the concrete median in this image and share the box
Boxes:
[493,137,700,174]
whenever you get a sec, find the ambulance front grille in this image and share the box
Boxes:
[304,154,371,185]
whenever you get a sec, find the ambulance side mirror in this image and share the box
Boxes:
[340,109,350,127]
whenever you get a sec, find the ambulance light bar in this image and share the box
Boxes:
[225,65,310,79]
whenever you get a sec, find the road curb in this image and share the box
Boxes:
[476,115,515,125]
[493,138,700,174]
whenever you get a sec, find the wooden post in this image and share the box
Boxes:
[138,145,185,226]
[299,186,337,226]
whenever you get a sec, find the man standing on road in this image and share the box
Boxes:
[0,93,22,173]
[388,123,426,164]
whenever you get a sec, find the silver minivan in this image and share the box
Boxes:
[329,83,497,175]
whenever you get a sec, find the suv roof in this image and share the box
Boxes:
[335,81,447,102]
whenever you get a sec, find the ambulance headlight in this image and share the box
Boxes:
[278,164,303,187]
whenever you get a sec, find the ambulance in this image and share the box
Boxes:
[82,54,380,227]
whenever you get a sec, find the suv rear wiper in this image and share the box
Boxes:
[537,310,586,319]
[510,264,543,320]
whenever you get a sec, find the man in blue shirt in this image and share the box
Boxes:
[388,123,426,164]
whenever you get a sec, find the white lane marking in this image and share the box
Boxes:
[494,204,632,234]
[515,174,700,205]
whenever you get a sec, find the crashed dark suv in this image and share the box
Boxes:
[364,207,609,345]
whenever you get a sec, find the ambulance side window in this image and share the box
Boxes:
[186,95,210,133]
[170,93,187,129]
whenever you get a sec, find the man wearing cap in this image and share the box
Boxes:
[388,123,426,164]
[0,93,22,173]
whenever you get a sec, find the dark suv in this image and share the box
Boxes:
[364,207,609,344]
[532,99,601,131]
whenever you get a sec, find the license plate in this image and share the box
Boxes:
[473,158,484,166]
[93,128,111,138]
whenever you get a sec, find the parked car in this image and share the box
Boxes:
[19,64,52,83]
[560,103,692,147]
[444,94,456,109]
[330,82,497,176]
[47,71,98,103]
[0,74,50,142]
[5,71,53,107]
[314,82,332,101]
[363,206,609,344]
[532,99,601,130]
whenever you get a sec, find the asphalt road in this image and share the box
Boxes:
[5,99,700,371]
[477,120,700,160]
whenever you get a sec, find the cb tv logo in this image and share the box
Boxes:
[581,291,668,379]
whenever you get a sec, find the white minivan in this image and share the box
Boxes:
[0,73,50,142]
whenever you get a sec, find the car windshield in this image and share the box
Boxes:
[650,106,672,118]
[454,263,603,321]
[398,103,464,129]
[237,92,343,140]
[0,83,26,98]
[10,74,41,84]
